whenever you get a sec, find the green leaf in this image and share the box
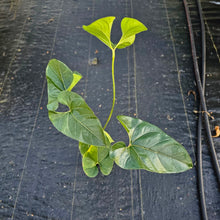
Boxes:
[79,132,114,177]
[83,16,116,49]
[49,91,106,146]
[79,142,90,155]
[116,17,147,49]
[46,59,106,146]
[82,145,114,178]
[67,72,82,91]
[46,59,82,111]
[110,115,193,173]
[104,131,114,143]
[79,130,113,155]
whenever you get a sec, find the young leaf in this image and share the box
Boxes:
[79,142,90,155]
[49,91,106,146]
[82,16,116,49]
[46,59,82,111]
[116,17,147,49]
[79,133,114,177]
[110,115,193,173]
[82,145,114,178]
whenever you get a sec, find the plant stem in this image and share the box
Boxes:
[104,49,116,130]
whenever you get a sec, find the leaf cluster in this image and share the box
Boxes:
[46,17,193,178]
[82,16,148,50]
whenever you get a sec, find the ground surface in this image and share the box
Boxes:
[0,0,219,219]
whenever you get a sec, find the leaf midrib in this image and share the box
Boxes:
[58,64,67,90]
[89,27,111,48]
[69,111,104,146]
[131,146,160,172]
[47,76,63,92]
[132,131,161,143]
[132,144,190,166]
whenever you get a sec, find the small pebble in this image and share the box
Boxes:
[89,57,98,65]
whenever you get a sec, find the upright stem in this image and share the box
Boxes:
[104,49,116,130]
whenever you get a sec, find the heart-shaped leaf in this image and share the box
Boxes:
[116,17,147,49]
[49,91,106,146]
[80,144,114,178]
[82,16,116,49]
[110,115,193,173]
[46,59,82,111]
[79,132,114,177]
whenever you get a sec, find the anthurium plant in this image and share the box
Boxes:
[46,17,193,177]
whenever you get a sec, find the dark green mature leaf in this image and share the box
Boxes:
[49,91,106,146]
[81,144,114,178]
[110,115,193,173]
[46,59,82,111]
[116,17,147,49]
[46,59,106,146]
[82,16,116,49]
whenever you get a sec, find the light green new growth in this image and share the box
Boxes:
[46,17,193,178]
[83,16,148,129]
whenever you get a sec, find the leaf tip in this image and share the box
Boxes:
[82,25,87,31]
[188,161,193,169]
[116,115,123,120]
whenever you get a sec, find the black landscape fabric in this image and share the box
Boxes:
[0,0,219,219]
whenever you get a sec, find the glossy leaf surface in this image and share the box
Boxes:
[82,16,116,49]
[110,115,193,173]
[116,17,147,49]
[81,144,114,178]
[49,91,106,146]
[46,59,82,111]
